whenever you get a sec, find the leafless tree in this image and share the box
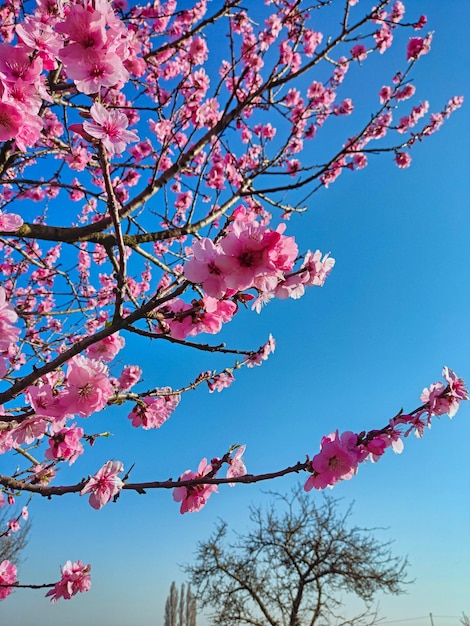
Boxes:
[0,506,31,566]
[186,490,409,626]
[165,581,196,626]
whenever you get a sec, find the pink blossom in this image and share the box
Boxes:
[0,102,24,142]
[81,460,124,510]
[305,431,361,491]
[26,383,66,421]
[10,416,47,446]
[63,355,114,418]
[68,49,129,95]
[82,102,139,156]
[0,43,42,83]
[128,392,180,430]
[422,368,468,418]
[396,84,416,102]
[173,458,218,514]
[414,15,427,30]
[86,332,125,362]
[245,334,276,367]
[0,211,23,232]
[117,365,142,391]
[226,445,247,485]
[183,238,228,298]
[208,371,235,393]
[374,25,393,54]
[45,560,91,602]
[0,286,20,352]
[0,560,17,600]
[351,44,367,61]
[300,250,335,286]
[407,36,432,61]
[390,1,405,23]
[45,425,84,465]
[379,86,393,104]
[394,152,412,168]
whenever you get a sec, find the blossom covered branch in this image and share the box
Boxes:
[0,0,466,604]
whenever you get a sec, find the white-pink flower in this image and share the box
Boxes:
[81,460,124,509]
[226,445,247,486]
[82,102,139,156]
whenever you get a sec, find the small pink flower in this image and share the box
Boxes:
[208,371,235,393]
[351,44,367,61]
[226,445,247,486]
[117,365,142,391]
[407,35,432,61]
[81,460,124,510]
[8,519,20,532]
[45,560,91,602]
[394,152,412,168]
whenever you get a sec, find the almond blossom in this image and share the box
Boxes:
[80,460,124,510]
[82,102,138,156]
[173,458,218,514]
[0,560,17,600]
[226,445,247,486]
[45,561,92,602]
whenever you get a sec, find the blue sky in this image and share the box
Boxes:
[1,1,469,625]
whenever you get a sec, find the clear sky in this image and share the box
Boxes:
[1,1,469,625]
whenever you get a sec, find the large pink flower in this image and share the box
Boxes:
[82,102,138,156]
[63,355,114,418]
[81,460,124,510]
[183,238,228,298]
[217,224,281,291]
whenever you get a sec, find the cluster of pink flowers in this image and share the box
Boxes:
[304,367,467,491]
[45,560,92,602]
[128,392,180,430]
[183,210,334,317]
[0,42,44,149]
[173,446,247,514]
